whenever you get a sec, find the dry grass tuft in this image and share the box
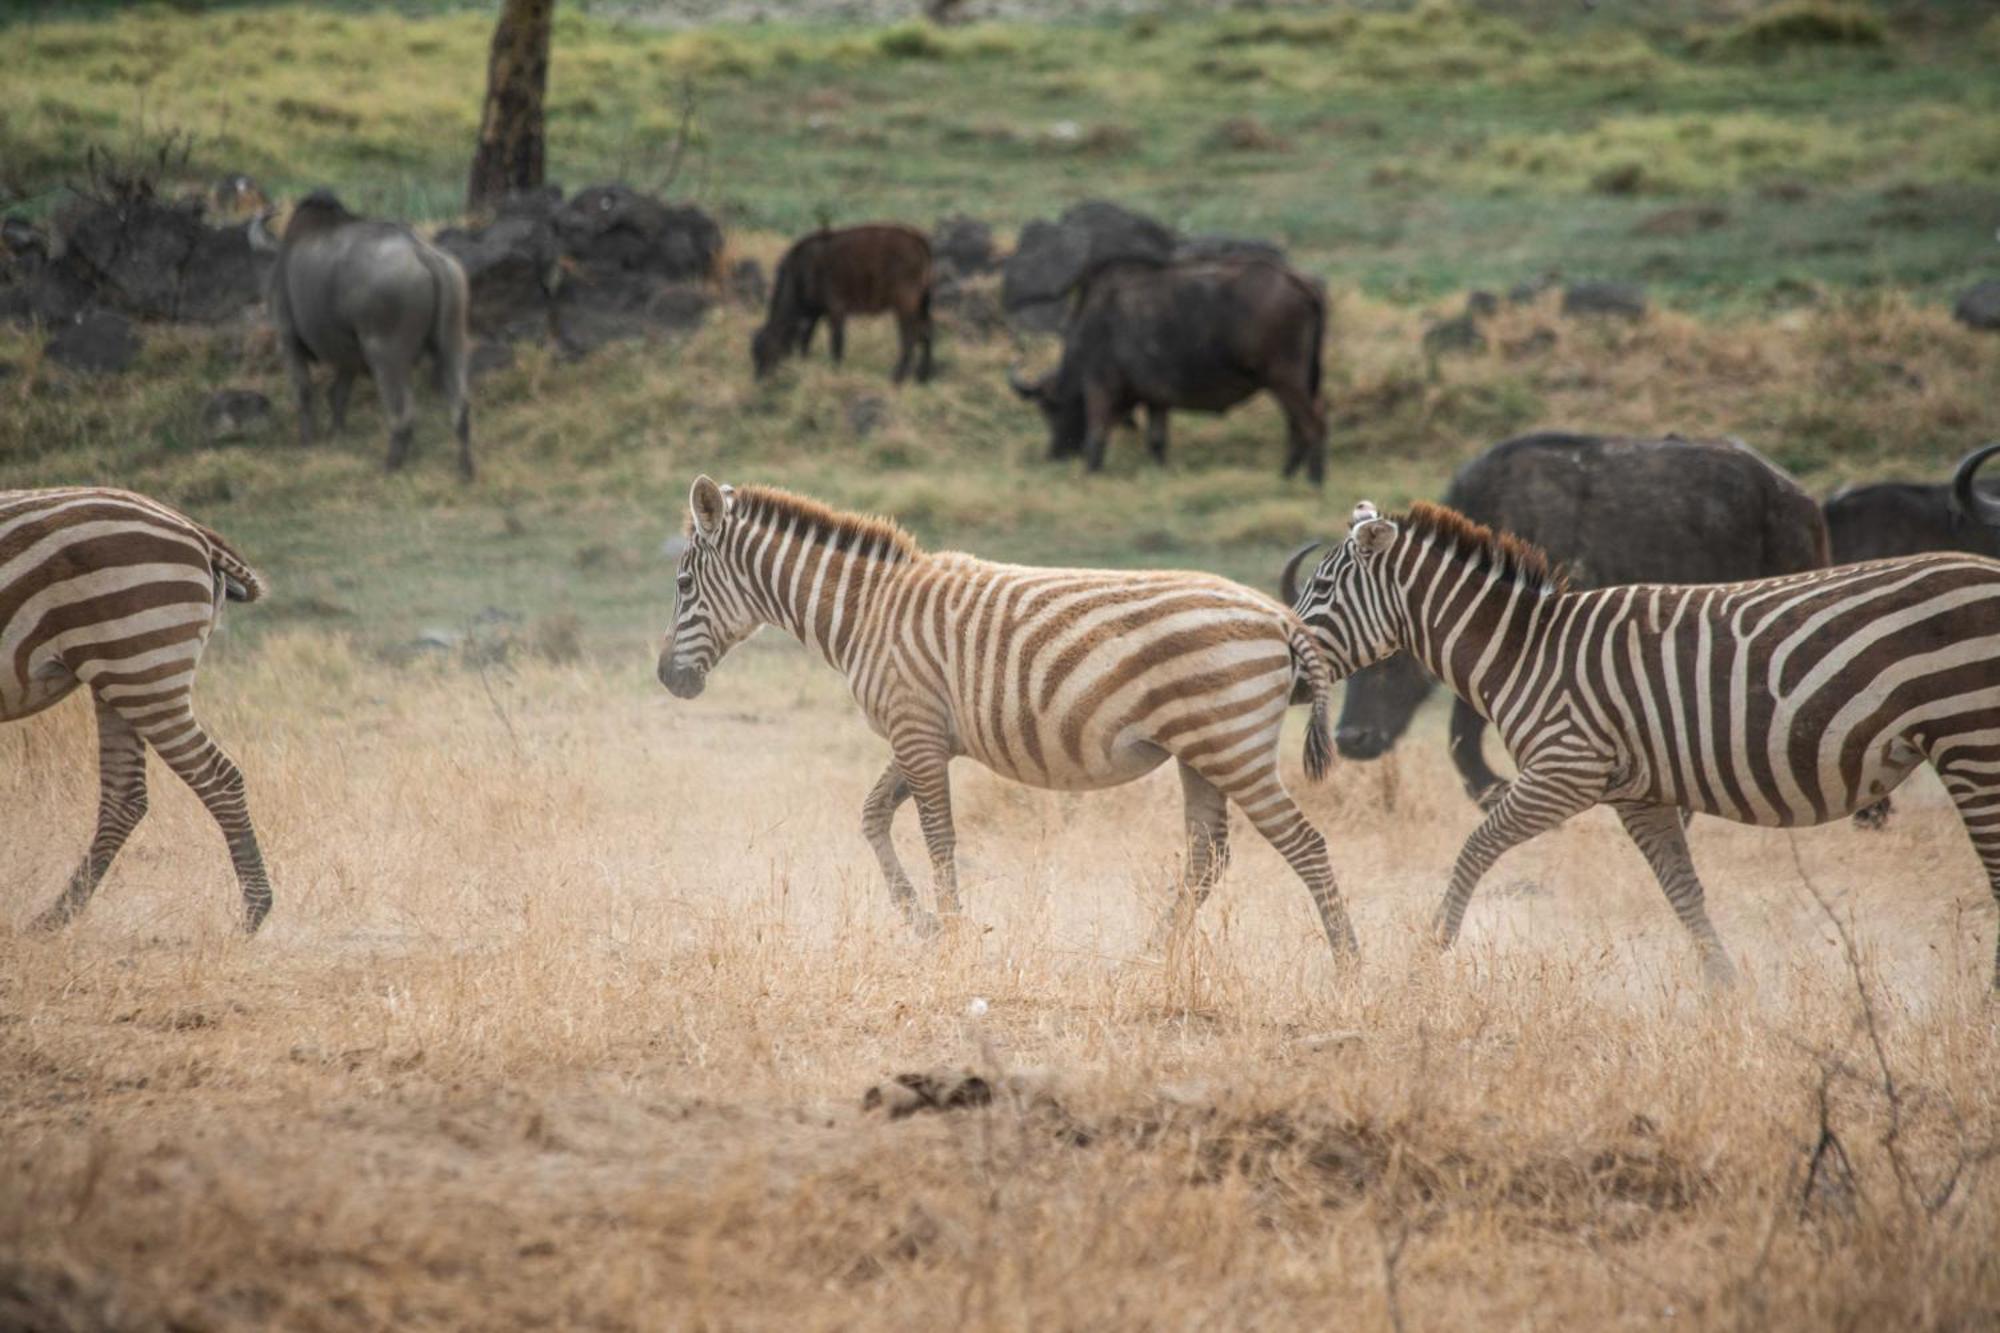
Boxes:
[3,638,1997,1326]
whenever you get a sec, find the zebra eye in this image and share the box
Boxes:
[676,573,694,596]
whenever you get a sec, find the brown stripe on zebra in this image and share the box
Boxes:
[1290,498,2000,988]
[3,486,273,932]
[659,476,1355,957]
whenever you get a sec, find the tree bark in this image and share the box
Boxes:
[466,0,554,214]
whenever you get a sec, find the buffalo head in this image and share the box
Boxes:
[1007,364,1087,460]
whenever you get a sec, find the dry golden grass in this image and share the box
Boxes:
[3,632,1998,1329]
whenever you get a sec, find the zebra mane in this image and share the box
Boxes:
[726,485,921,562]
[1402,502,1570,595]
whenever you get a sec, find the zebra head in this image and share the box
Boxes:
[659,475,756,699]
[1286,501,1407,679]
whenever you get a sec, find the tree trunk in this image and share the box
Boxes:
[466,0,554,214]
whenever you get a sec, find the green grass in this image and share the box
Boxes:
[2,2,1997,668]
[1,3,1994,305]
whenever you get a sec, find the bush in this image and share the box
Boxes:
[1696,3,1889,60]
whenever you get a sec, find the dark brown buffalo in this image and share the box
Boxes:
[1008,257,1326,482]
[1824,442,2000,562]
[1283,432,1830,805]
[751,224,935,383]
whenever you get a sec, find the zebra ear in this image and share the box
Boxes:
[689,475,729,541]
[1353,517,1398,557]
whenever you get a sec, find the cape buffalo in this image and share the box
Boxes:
[1824,442,2000,562]
[1283,432,1829,805]
[1007,257,1326,482]
[751,224,935,383]
[256,192,474,480]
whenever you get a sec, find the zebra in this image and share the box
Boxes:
[656,476,1356,958]
[3,488,273,930]
[1288,498,2000,987]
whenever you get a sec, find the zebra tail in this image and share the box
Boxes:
[1288,623,1333,783]
[198,524,268,603]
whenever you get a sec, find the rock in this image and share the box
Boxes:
[1561,281,1647,320]
[1952,279,2000,332]
[729,257,768,308]
[1001,199,1177,332]
[57,194,266,324]
[1422,312,1485,357]
[553,185,722,285]
[200,388,273,441]
[931,214,997,277]
[1175,233,1288,266]
[1,215,94,327]
[557,281,712,358]
[45,308,140,373]
[434,210,561,343]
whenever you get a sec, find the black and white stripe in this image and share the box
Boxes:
[657,476,1353,955]
[3,487,272,930]
[1292,499,2000,985]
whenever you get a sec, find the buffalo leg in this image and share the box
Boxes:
[438,337,474,483]
[364,338,417,472]
[828,316,846,366]
[891,314,916,385]
[1144,405,1169,463]
[1273,383,1327,485]
[1082,384,1118,472]
[328,367,357,434]
[282,338,317,445]
[1448,698,1508,808]
[914,306,935,384]
[798,315,819,356]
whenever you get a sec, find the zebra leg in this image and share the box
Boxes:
[1931,761,2000,988]
[893,745,961,919]
[1433,769,1602,950]
[1192,752,1356,960]
[33,698,149,930]
[122,704,273,932]
[1612,801,1739,987]
[861,763,936,935]
[1146,761,1231,954]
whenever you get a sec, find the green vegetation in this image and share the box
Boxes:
[1,2,1993,301]
[1,2,1996,663]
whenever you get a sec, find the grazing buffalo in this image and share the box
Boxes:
[1284,432,1829,805]
[751,224,935,383]
[1008,257,1327,482]
[255,192,474,480]
[1824,442,2000,562]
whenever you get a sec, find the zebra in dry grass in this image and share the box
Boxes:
[1287,498,2000,986]
[3,488,272,930]
[656,476,1355,957]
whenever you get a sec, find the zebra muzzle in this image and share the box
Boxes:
[658,658,707,699]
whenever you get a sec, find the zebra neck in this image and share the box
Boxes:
[1393,544,1551,717]
[743,531,904,673]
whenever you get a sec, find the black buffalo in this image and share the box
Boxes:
[1283,432,1830,805]
[1824,441,2000,562]
[1008,257,1327,482]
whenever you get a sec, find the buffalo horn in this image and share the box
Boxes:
[1950,441,2000,529]
[1280,541,1322,606]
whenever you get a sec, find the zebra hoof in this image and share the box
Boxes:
[907,909,942,938]
[242,899,272,934]
[29,903,79,933]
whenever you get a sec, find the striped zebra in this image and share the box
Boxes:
[1288,499,2000,986]
[3,488,272,930]
[656,476,1356,957]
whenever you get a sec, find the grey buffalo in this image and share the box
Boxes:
[257,191,474,480]
[1283,432,1829,805]
[1824,441,2000,562]
[1008,257,1327,482]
